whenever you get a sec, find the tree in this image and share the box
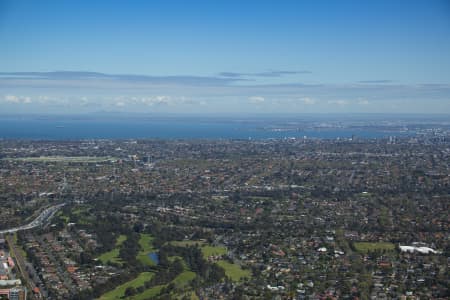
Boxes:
[124,286,137,297]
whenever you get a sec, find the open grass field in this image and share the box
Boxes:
[99,244,198,300]
[170,240,206,247]
[128,285,165,300]
[4,156,116,163]
[136,234,156,266]
[353,242,395,253]
[98,272,154,300]
[216,260,251,281]
[201,245,227,258]
[98,235,127,265]
[176,292,199,300]
[172,271,196,287]
[169,240,227,258]
[169,241,250,281]
[168,255,184,262]
[128,271,196,300]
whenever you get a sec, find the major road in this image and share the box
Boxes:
[0,203,65,235]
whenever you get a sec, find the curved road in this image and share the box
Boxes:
[0,203,65,235]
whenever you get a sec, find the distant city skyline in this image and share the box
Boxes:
[1,0,449,114]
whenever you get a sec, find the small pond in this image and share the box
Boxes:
[148,252,159,265]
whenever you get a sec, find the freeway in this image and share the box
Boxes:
[0,204,65,235]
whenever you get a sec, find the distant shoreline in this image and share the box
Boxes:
[0,113,447,140]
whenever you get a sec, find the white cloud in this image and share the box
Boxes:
[4,94,32,104]
[38,95,50,103]
[248,96,265,103]
[299,97,316,105]
[358,99,370,105]
[5,95,19,103]
[327,100,348,105]
[154,96,171,104]
[112,95,200,108]
[141,96,172,106]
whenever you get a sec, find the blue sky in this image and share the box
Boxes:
[1,0,449,114]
